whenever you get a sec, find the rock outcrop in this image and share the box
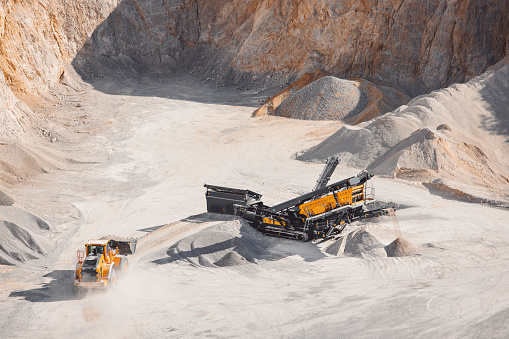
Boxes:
[0,0,120,97]
[75,0,509,96]
[0,0,120,139]
[1,0,507,116]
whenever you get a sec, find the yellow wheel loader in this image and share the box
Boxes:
[74,237,136,290]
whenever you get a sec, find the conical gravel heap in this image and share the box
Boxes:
[275,76,368,121]
[385,237,420,257]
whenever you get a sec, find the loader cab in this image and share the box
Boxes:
[85,239,111,261]
[87,245,104,256]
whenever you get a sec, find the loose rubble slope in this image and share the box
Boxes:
[299,65,509,193]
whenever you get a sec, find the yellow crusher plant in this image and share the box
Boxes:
[205,157,390,241]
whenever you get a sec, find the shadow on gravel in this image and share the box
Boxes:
[9,270,78,302]
[137,224,167,233]
[182,213,238,224]
[152,237,257,265]
[478,66,509,141]
[83,74,266,108]
[423,182,509,210]
[137,213,239,232]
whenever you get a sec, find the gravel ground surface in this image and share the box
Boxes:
[1,74,509,338]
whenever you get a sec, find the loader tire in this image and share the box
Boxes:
[108,268,117,288]
[121,256,129,274]
[117,256,128,277]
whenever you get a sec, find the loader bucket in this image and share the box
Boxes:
[111,239,137,255]
[100,236,137,255]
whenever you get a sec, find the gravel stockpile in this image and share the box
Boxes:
[253,69,329,117]
[385,237,420,257]
[325,227,387,258]
[198,255,216,267]
[167,221,267,268]
[275,76,368,121]
[344,229,387,258]
[214,251,248,267]
[298,66,509,193]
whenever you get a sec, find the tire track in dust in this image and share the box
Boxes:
[441,240,506,317]
[403,239,506,327]
[168,131,214,182]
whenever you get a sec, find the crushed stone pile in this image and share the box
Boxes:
[325,227,387,258]
[197,255,215,267]
[253,69,330,117]
[298,65,509,191]
[167,220,267,268]
[255,73,409,123]
[214,251,248,267]
[275,76,368,121]
[0,206,53,265]
[366,126,509,186]
[385,237,420,257]
[324,238,343,256]
[165,217,327,266]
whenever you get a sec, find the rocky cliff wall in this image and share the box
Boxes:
[75,0,509,96]
[0,0,119,96]
[0,0,119,139]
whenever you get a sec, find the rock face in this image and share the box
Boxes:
[75,0,509,96]
[1,0,507,113]
[0,0,120,96]
[0,0,120,139]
